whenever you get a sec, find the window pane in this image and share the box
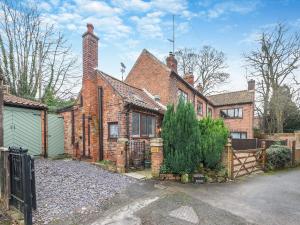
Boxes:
[148,116,155,137]
[132,112,140,136]
[220,109,228,118]
[109,123,118,138]
[208,108,212,117]
[241,133,247,139]
[227,109,234,117]
[177,89,188,103]
[238,108,243,118]
[197,102,203,115]
[231,132,240,139]
[141,115,148,136]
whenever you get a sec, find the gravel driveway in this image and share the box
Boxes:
[33,159,135,224]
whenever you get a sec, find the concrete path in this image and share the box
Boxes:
[89,168,300,225]
[171,167,300,225]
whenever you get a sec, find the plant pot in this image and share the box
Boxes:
[144,160,151,169]
[133,159,143,169]
[181,173,191,183]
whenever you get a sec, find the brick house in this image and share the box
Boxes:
[126,50,255,139]
[59,24,164,163]
[60,24,255,163]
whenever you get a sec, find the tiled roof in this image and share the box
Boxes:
[208,90,255,106]
[98,71,165,113]
[4,94,47,109]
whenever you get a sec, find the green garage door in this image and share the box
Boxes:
[47,114,64,157]
[4,106,42,156]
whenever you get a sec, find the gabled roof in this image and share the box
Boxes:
[138,49,213,105]
[4,94,47,109]
[97,70,165,113]
[208,90,255,106]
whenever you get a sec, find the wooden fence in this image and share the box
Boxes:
[232,138,287,150]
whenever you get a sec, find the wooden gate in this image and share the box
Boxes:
[226,140,266,180]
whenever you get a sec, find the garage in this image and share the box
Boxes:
[3,94,47,156]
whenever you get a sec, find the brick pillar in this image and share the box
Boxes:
[150,138,163,178]
[261,140,266,171]
[116,138,128,173]
[225,138,233,180]
[0,147,10,210]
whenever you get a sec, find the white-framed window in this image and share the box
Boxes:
[108,122,118,139]
[177,89,188,102]
[220,108,243,119]
[230,132,247,139]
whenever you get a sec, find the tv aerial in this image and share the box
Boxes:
[120,62,126,81]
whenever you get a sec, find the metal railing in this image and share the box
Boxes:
[9,147,36,225]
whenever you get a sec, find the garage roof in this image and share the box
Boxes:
[4,94,47,110]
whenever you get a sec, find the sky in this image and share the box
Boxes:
[38,0,300,92]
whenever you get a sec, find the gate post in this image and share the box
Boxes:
[150,138,163,178]
[0,147,10,210]
[292,140,296,166]
[261,141,267,171]
[116,138,128,173]
[225,138,233,180]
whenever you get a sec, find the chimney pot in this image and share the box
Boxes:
[87,23,94,33]
[184,72,194,86]
[166,52,178,72]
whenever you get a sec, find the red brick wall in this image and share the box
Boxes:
[125,51,213,118]
[60,110,73,155]
[214,103,254,138]
[125,51,171,106]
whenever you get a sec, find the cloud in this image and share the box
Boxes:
[83,16,131,40]
[112,0,151,12]
[151,0,188,14]
[131,12,164,39]
[239,31,261,45]
[74,0,122,15]
[200,0,261,19]
[40,2,52,11]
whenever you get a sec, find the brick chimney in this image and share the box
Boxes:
[183,72,194,86]
[166,52,177,72]
[82,23,99,82]
[248,79,255,90]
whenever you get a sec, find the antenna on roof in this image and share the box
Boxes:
[120,62,126,81]
[167,15,175,53]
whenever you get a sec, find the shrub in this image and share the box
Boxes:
[162,98,201,174]
[198,117,229,169]
[266,145,292,170]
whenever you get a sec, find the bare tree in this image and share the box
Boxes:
[175,46,229,95]
[175,48,197,75]
[0,0,78,101]
[196,46,229,95]
[245,23,300,133]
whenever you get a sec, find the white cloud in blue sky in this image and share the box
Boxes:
[32,0,300,92]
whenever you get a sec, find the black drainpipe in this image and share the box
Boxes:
[44,109,48,158]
